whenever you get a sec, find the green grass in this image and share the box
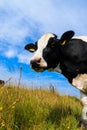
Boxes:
[0,85,84,130]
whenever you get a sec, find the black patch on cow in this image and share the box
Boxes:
[43,35,87,83]
[43,37,60,69]
[59,38,87,83]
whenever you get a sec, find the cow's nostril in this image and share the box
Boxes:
[36,58,41,64]
[30,60,40,69]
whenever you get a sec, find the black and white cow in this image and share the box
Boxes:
[25,30,87,127]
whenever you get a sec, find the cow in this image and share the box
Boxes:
[24,30,87,127]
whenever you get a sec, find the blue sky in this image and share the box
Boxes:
[0,0,87,97]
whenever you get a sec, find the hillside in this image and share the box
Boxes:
[0,85,83,130]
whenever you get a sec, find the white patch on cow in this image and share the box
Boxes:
[80,91,87,121]
[73,36,87,42]
[73,74,87,121]
[31,33,55,68]
[80,91,87,105]
[72,74,87,93]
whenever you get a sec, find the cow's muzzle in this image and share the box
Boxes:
[30,59,45,72]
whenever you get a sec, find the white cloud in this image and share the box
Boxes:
[0,8,30,45]
[18,52,33,64]
[5,48,17,58]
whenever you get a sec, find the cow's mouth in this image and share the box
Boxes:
[34,68,44,72]
[31,66,47,72]
[30,60,47,72]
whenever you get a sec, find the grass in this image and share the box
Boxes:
[0,84,85,130]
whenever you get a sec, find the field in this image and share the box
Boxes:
[0,84,85,130]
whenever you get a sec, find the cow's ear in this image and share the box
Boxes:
[60,30,75,45]
[24,43,37,53]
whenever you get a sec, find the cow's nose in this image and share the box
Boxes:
[30,58,41,69]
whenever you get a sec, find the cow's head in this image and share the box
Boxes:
[24,30,74,72]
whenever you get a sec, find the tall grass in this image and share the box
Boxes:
[0,85,83,130]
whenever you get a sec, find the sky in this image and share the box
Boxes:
[0,0,87,97]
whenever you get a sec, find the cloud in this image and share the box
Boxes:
[5,48,17,58]
[0,1,45,62]
[11,0,87,35]
[18,51,33,64]
[0,0,43,43]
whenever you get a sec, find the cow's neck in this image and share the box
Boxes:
[53,63,62,73]
[48,63,62,73]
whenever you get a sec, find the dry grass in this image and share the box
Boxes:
[0,84,84,130]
